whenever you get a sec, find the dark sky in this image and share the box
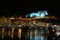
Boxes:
[0,0,60,18]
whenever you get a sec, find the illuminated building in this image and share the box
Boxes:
[26,11,48,18]
[0,11,59,27]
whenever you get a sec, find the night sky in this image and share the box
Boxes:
[0,0,60,18]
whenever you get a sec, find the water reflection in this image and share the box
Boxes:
[2,28,4,39]
[18,28,21,39]
[30,28,48,40]
[11,28,14,39]
[0,27,49,40]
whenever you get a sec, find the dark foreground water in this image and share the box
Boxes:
[0,27,51,40]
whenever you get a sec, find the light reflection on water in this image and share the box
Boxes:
[2,28,4,39]
[18,29,21,39]
[11,28,14,39]
[30,29,48,40]
[1,27,48,40]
